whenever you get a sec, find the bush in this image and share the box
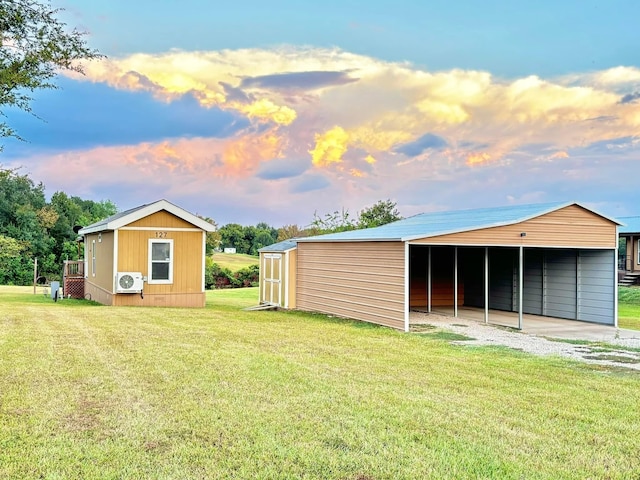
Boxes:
[234,264,259,288]
[205,261,259,289]
[205,261,234,289]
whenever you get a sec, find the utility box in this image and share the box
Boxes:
[50,281,60,301]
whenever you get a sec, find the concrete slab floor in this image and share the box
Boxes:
[411,306,640,343]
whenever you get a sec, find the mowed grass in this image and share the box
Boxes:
[619,286,640,330]
[1,288,640,479]
[210,252,259,271]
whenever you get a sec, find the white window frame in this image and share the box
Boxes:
[637,239,640,266]
[148,238,173,284]
[92,239,96,277]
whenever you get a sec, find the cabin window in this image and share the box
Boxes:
[92,239,96,276]
[638,239,640,266]
[149,239,173,284]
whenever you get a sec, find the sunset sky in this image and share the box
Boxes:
[3,0,639,226]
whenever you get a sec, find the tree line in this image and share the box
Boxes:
[0,167,402,285]
[0,168,117,284]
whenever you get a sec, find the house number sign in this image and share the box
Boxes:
[155,231,168,238]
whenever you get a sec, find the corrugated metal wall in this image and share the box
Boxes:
[544,249,577,320]
[523,249,543,315]
[297,241,405,329]
[489,248,516,311]
[577,250,614,324]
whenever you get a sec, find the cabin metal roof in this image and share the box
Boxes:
[78,199,217,235]
[296,201,621,243]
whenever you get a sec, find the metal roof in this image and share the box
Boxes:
[619,216,640,234]
[296,201,621,243]
[258,239,298,252]
[78,199,217,235]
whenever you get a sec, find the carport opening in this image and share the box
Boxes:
[408,245,615,328]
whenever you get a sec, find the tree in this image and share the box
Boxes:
[277,224,304,241]
[309,208,356,234]
[0,0,102,142]
[357,199,402,229]
[218,223,250,254]
[197,214,221,254]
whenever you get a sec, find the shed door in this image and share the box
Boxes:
[263,253,282,306]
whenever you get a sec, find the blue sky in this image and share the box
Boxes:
[3,0,639,225]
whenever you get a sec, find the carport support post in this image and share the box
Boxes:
[454,247,458,317]
[404,242,410,332]
[518,245,524,330]
[484,247,489,324]
[614,239,619,328]
[427,247,432,313]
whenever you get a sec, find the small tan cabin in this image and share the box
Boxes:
[78,199,216,307]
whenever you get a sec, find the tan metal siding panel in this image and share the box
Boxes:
[412,205,617,248]
[126,211,195,228]
[84,281,114,305]
[297,241,405,329]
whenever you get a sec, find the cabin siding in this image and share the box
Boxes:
[412,205,616,248]
[126,211,195,229]
[113,292,205,307]
[297,241,405,329]
[85,231,115,293]
[118,229,204,295]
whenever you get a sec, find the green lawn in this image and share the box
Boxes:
[619,286,640,330]
[210,252,259,271]
[1,288,640,479]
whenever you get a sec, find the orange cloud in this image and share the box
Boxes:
[309,126,350,167]
[466,152,491,166]
[234,98,297,125]
[222,130,284,174]
[365,154,376,164]
[350,168,365,177]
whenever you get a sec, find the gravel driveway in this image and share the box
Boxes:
[412,313,640,371]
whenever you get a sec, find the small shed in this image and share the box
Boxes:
[78,199,216,307]
[258,239,297,308]
[294,202,621,331]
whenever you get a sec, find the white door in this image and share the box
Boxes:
[262,253,282,306]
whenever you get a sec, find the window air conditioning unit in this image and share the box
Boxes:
[115,272,144,293]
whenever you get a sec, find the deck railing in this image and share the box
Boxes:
[618,254,631,271]
[63,260,84,277]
